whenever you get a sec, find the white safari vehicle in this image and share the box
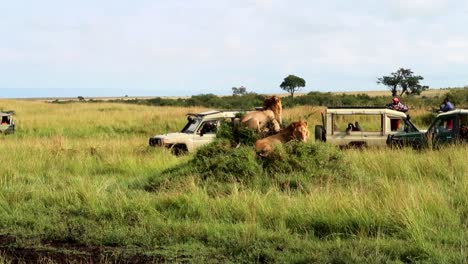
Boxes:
[314,107,418,148]
[149,110,240,155]
[0,111,15,134]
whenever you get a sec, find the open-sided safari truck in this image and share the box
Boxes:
[0,111,15,134]
[387,109,468,149]
[315,107,417,148]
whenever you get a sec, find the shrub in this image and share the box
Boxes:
[191,139,263,182]
[446,88,468,108]
[261,141,346,178]
[216,114,263,147]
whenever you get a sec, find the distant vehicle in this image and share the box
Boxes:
[149,110,241,155]
[315,107,418,148]
[387,109,468,149]
[0,111,15,134]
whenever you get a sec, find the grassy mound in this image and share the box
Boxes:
[145,137,346,194]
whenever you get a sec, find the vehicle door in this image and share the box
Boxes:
[193,120,219,148]
[360,114,388,147]
[431,115,457,146]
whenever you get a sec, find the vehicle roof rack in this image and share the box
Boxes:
[186,109,246,117]
[327,106,388,109]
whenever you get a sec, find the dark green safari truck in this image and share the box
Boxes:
[0,111,15,134]
[387,109,468,149]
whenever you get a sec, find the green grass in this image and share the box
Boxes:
[0,100,467,263]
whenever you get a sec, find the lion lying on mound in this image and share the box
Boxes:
[240,95,282,133]
[255,120,309,157]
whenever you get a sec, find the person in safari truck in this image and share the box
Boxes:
[386,97,408,131]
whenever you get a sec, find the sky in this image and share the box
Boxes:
[1,0,468,98]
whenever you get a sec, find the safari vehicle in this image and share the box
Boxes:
[315,107,417,148]
[0,111,15,134]
[387,109,468,149]
[149,110,240,155]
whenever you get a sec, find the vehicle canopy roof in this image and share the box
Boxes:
[0,111,14,116]
[186,110,241,119]
[326,107,407,118]
[436,109,468,117]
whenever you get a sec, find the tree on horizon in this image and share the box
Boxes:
[377,68,428,97]
[280,75,306,98]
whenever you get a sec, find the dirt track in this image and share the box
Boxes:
[0,235,166,264]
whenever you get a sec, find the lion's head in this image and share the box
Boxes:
[263,95,282,124]
[290,120,309,142]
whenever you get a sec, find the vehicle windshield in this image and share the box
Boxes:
[402,119,418,133]
[181,116,201,133]
[1,115,11,125]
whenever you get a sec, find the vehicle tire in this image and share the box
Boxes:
[171,144,188,156]
[386,135,392,146]
[349,141,366,149]
[315,125,325,142]
[412,142,422,151]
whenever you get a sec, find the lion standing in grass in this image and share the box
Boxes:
[255,120,309,157]
[240,95,282,133]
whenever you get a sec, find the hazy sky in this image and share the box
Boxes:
[1,0,468,98]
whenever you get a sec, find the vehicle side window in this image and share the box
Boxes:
[332,114,380,133]
[390,118,402,131]
[199,121,218,134]
[434,116,456,133]
[1,116,10,125]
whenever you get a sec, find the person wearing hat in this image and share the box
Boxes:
[387,97,408,131]
[387,97,408,112]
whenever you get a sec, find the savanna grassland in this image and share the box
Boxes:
[0,99,467,263]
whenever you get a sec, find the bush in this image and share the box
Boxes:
[446,88,468,108]
[216,118,259,147]
[261,141,345,177]
[191,139,263,182]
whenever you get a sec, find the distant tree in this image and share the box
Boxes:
[232,86,247,96]
[377,68,428,97]
[77,96,85,101]
[280,75,306,98]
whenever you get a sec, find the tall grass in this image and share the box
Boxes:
[0,99,467,263]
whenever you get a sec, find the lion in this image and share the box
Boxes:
[255,120,309,157]
[240,95,282,133]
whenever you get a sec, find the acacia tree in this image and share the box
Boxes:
[232,86,247,96]
[377,68,428,96]
[280,75,306,98]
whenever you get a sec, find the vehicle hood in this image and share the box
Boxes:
[392,131,425,138]
[151,132,189,139]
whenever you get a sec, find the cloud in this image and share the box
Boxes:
[442,38,468,63]
[384,0,467,20]
[1,0,468,96]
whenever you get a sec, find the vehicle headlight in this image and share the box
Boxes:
[149,138,163,146]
